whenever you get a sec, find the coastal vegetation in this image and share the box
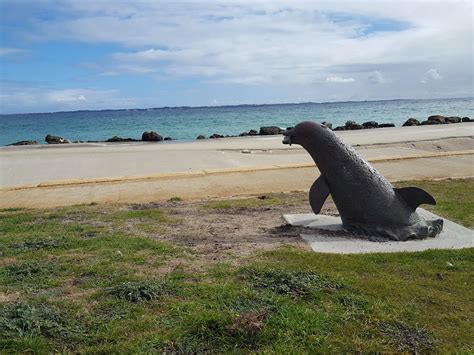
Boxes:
[0,179,472,352]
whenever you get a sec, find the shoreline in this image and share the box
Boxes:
[4,114,472,147]
[2,122,474,152]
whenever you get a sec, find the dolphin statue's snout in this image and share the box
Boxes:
[282,135,291,145]
[282,128,293,145]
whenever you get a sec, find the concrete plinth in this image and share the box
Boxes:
[283,208,474,254]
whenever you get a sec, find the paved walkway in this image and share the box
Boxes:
[1,124,473,208]
[1,123,473,188]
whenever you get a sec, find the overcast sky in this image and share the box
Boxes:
[0,0,472,113]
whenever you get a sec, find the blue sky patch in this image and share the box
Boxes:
[325,12,412,36]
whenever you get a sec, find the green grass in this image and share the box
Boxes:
[0,179,472,352]
[108,280,173,302]
[395,179,474,227]
[239,267,343,296]
[0,302,66,338]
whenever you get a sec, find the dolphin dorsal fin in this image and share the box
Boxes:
[394,187,436,210]
[309,175,330,214]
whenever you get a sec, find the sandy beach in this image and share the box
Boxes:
[1,123,473,208]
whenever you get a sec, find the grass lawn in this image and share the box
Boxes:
[0,179,473,352]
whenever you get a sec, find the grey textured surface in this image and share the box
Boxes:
[2,123,472,188]
[283,208,474,254]
[283,121,444,240]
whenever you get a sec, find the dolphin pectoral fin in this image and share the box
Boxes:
[309,175,330,214]
[394,187,436,210]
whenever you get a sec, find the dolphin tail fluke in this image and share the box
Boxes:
[309,175,330,214]
[394,187,436,211]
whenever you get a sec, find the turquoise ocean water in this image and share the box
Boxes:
[0,98,472,146]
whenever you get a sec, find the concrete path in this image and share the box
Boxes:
[1,123,473,187]
[0,124,473,208]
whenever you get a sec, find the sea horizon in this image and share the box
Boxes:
[1,96,473,116]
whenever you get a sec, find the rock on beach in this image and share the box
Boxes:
[345,121,363,130]
[403,118,420,126]
[362,121,379,129]
[142,131,163,141]
[426,115,446,124]
[45,134,70,144]
[8,140,38,146]
[445,116,461,123]
[259,126,284,135]
[106,136,139,142]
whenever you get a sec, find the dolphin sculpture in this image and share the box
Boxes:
[283,121,443,241]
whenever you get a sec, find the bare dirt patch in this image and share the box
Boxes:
[0,291,21,303]
[121,193,333,268]
[56,278,98,308]
[0,257,17,266]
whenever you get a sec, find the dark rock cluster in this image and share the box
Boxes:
[333,120,395,131]
[402,118,420,126]
[200,127,283,140]
[362,121,379,129]
[45,134,70,144]
[8,140,38,146]
[328,115,470,132]
[142,131,163,141]
[403,115,471,126]
[237,130,256,137]
[204,125,285,138]
[259,126,285,135]
[41,131,170,144]
[106,136,139,142]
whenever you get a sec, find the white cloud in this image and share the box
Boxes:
[368,71,384,84]
[0,84,136,113]
[0,47,28,57]
[67,2,467,92]
[47,89,87,103]
[326,76,355,83]
[421,68,443,83]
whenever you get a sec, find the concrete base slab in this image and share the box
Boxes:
[283,208,474,254]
